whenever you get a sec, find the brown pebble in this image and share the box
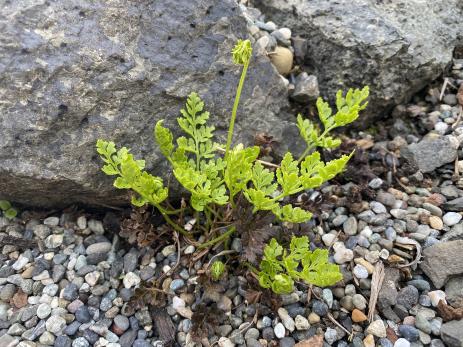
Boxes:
[352,309,368,322]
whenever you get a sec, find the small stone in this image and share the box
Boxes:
[324,327,337,345]
[274,322,286,339]
[0,335,19,347]
[398,325,419,342]
[428,290,447,307]
[37,303,52,319]
[86,242,112,255]
[363,334,375,347]
[184,245,195,254]
[88,219,105,234]
[123,272,140,289]
[112,315,129,335]
[43,216,60,226]
[161,245,176,257]
[72,337,90,347]
[77,216,87,229]
[334,247,354,264]
[269,46,293,75]
[394,338,411,347]
[85,271,100,286]
[278,308,295,332]
[343,217,358,236]
[308,312,320,324]
[352,294,367,310]
[44,234,63,249]
[366,320,387,338]
[353,264,369,279]
[322,233,336,246]
[291,72,319,102]
[218,337,234,347]
[429,216,444,230]
[75,305,92,323]
[397,286,419,309]
[294,315,310,330]
[45,315,67,334]
[369,178,384,189]
[312,300,328,317]
[443,212,462,226]
[40,331,55,345]
[170,279,185,292]
[352,309,367,322]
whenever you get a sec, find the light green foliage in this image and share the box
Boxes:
[210,260,226,281]
[232,39,252,66]
[0,200,17,220]
[259,236,342,294]
[96,140,168,207]
[96,38,368,241]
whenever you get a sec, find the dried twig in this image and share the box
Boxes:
[395,236,422,268]
[327,312,354,341]
[368,261,385,322]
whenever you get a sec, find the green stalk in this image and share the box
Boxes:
[198,226,236,249]
[156,204,190,237]
[225,58,250,159]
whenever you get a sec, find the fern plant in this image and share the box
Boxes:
[96,39,368,257]
[259,236,342,294]
[0,200,17,220]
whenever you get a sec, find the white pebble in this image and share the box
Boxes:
[428,290,446,307]
[394,338,411,347]
[322,233,336,246]
[123,272,140,289]
[353,264,369,279]
[274,322,286,339]
[443,212,462,226]
[278,28,292,40]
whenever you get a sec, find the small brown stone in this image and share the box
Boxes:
[269,46,293,75]
[352,309,367,323]
[294,335,323,347]
[12,289,28,308]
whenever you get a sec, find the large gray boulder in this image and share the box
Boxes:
[0,0,293,207]
[254,0,463,121]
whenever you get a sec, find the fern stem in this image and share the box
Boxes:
[156,204,190,237]
[225,59,250,159]
[198,226,236,249]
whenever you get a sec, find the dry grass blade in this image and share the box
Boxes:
[395,236,422,268]
[368,261,385,322]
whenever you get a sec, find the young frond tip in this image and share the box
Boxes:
[232,39,252,65]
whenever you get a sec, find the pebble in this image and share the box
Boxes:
[428,290,446,307]
[123,272,140,289]
[274,322,286,339]
[45,315,67,334]
[443,212,462,226]
[294,315,310,330]
[278,308,295,332]
[86,242,112,255]
[352,309,367,322]
[398,325,420,342]
[325,327,338,345]
[37,303,52,319]
[366,320,387,338]
[269,46,293,75]
[353,264,369,279]
[394,338,411,347]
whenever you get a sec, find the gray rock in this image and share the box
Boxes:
[401,135,460,173]
[119,330,137,347]
[444,198,463,212]
[0,0,293,208]
[72,337,90,347]
[55,335,72,347]
[378,267,400,313]
[441,320,463,347]
[397,286,419,310]
[46,315,67,335]
[0,334,19,347]
[446,276,463,308]
[290,72,319,102]
[420,240,463,288]
[254,0,462,122]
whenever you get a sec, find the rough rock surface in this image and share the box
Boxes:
[441,320,463,347]
[400,134,460,173]
[254,0,463,120]
[0,0,292,207]
[420,240,463,289]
